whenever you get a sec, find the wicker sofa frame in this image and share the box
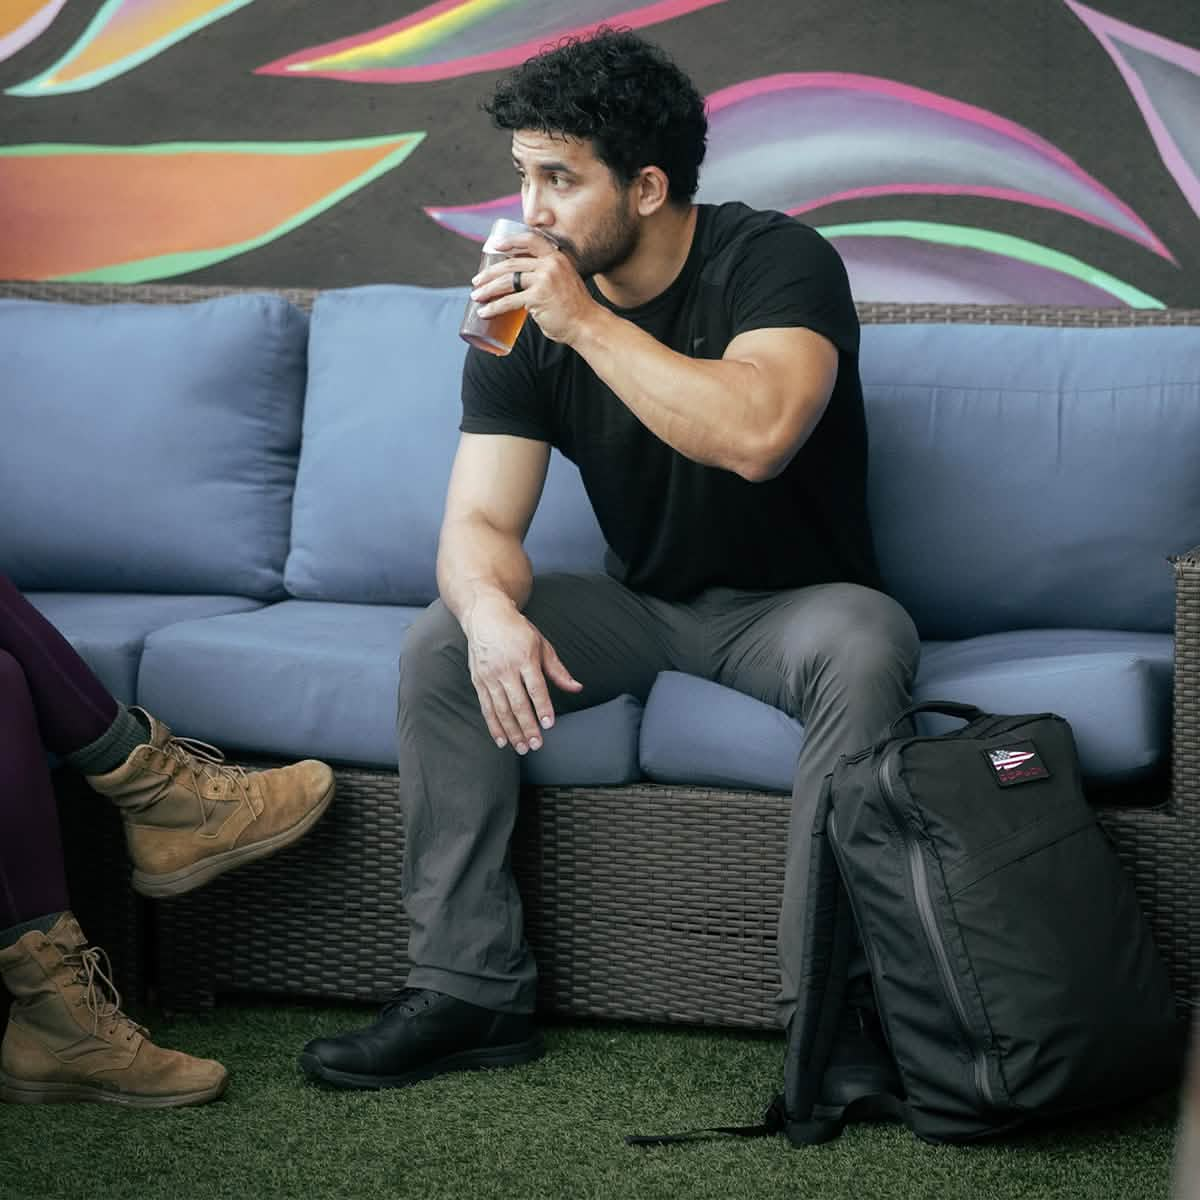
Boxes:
[8,280,1198,1030]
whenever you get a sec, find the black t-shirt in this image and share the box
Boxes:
[460,201,881,600]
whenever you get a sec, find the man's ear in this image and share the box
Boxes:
[635,166,671,216]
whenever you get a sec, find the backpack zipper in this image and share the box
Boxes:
[876,747,996,1109]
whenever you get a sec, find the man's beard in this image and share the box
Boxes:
[558,196,640,279]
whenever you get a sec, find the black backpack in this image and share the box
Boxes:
[631,702,1184,1148]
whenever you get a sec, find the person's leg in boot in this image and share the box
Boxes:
[300,573,679,1088]
[0,573,335,897]
[706,582,919,1109]
[0,649,227,1107]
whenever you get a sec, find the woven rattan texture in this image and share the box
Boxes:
[153,772,789,1028]
[10,281,1198,1022]
[6,280,1200,328]
[52,770,144,996]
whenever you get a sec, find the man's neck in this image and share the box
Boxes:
[594,204,698,310]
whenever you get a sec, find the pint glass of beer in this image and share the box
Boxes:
[459,217,532,356]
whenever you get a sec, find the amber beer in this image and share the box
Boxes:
[459,218,531,356]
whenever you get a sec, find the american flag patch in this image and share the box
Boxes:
[984,741,1050,786]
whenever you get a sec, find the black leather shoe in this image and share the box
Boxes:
[297,988,544,1089]
[814,999,903,1119]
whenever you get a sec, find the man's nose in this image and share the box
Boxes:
[522,190,552,231]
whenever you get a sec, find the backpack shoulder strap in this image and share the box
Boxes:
[778,805,857,1146]
[625,771,857,1149]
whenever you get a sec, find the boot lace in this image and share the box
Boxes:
[63,943,147,1042]
[164,735,253,815]
[381,988,438,1018]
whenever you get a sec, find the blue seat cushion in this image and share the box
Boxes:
[913,630,1172,784]
[862,323,1200,638]
[138,601,423,766]
[137,600,643,782]
[285,285,607,605]
[639,630,1171,791]
[640,672,803,793]
[0,295,308,599]
[25,592,264,706]
[520,695,643,788]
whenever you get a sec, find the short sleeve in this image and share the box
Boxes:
[727,222,860,356]
[460,338,551,441]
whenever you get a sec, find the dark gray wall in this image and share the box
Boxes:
[1,0,1197,305]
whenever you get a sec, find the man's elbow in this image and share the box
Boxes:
[734,396,826,482]
[733,431,801,483]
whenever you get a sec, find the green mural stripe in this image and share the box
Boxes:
[0,133,421,158]
[817,220,1166,309]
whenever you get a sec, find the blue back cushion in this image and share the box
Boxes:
[285,284,606,604]
[862,324,1200,638]
[0,295,307,599]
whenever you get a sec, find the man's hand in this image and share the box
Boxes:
[471,231,596,346]
[462,592,583,754]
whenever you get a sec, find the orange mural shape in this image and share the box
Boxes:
[0,136,423,281]
[1,1,68,64]
[2,0,57,36]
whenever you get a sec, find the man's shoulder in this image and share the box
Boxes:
[697,202,833,277]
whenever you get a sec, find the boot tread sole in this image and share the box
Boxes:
[297,1035,545,1090]
[131,781,334,898]
[0,1069,228,1108]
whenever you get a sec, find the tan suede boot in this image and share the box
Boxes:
[86,708,334,898]
[0,914,227,1107]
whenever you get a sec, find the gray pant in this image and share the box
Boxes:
[397,572,919,1026]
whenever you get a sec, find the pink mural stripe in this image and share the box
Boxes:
[0,0,67,65]
[783,182,1157,239]
[426,72,1171,262]
[703,73,1169,258]
[1064,0,1200,222]
[257,0,728,83]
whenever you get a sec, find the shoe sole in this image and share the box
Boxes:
[132,779,335,899]
[0,1070,228,1108]
[297,1033,545,1090]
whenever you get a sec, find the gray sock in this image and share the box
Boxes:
[0,912,64,949]
[65,705,152,776]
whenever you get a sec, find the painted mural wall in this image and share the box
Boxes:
[1,0,1198,308]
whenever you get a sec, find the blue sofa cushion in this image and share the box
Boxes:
[862,324,1200,639]
[285,285,607,605]
[640,672,803,793]
[26,592,263,706]
[639,630,1171,791]
[520,695,644,788]
[0,296,307,599]
[914,629,1172,784]
[138,600,643,782]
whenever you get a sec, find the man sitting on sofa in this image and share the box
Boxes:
[300,28,918,1095]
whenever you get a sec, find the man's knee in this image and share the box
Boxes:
[782,584,919,699]
[831,585,918,671]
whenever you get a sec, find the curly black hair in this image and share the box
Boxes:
[484,28,708,205]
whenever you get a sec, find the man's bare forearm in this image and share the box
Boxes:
[437,517,534,633]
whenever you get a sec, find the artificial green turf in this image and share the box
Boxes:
[0,1003,1180,1200]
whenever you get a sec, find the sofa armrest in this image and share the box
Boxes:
[1172,545,1200,810]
